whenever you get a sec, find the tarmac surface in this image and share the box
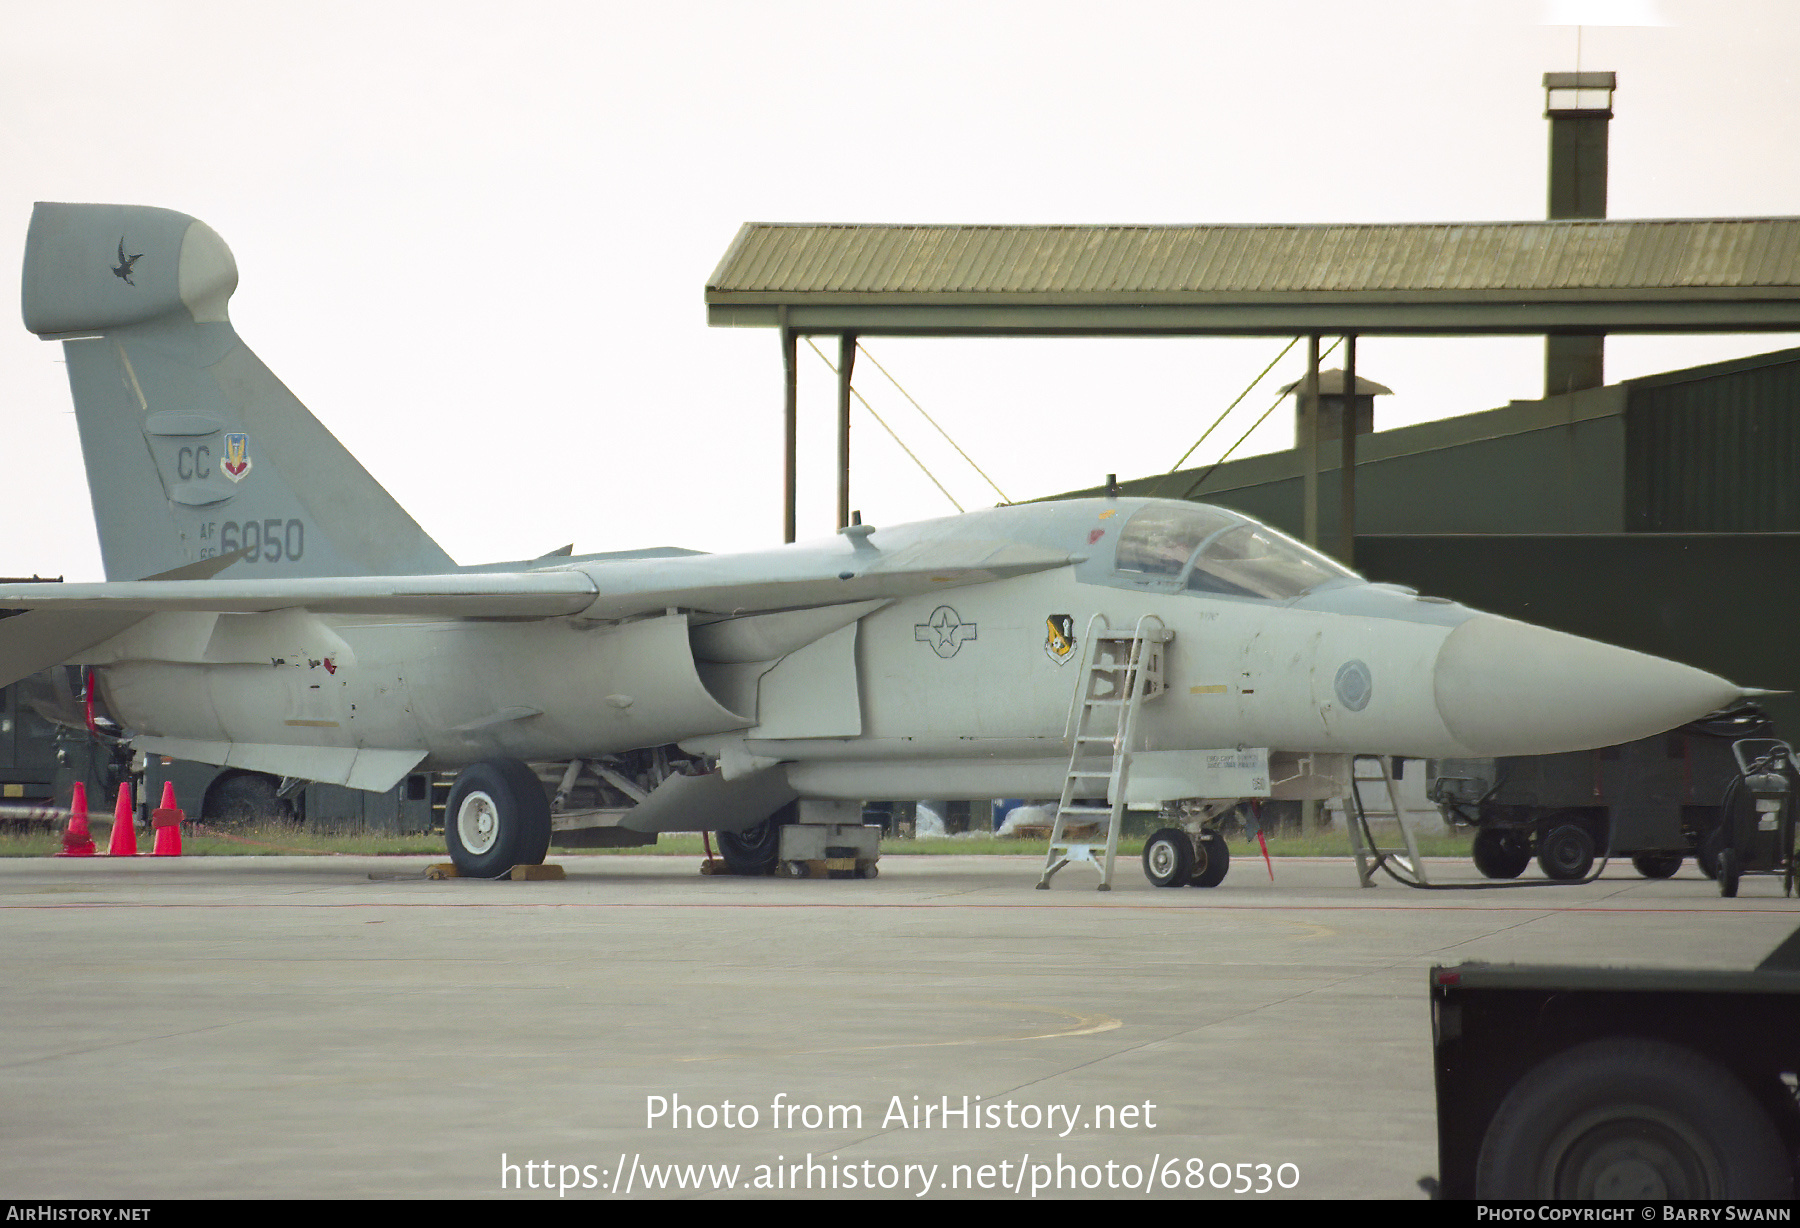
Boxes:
[2,848,1796,1201]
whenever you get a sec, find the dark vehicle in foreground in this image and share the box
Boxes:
[1430,929,1800,1199]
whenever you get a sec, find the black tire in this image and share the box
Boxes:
[1472,828,1531,879]
[1537,823,1596,881]
[444,759,551,879]
[201,772,295,828]
[1697,828,1723,880]
[716,801,796,876]
[1475,1038,1791,1198]
[1189,834,1230,888]
[1631,852,1683,880]
[1717,848,1740,898]
[1141,828,1192,888]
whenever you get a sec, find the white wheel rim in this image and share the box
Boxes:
[1148,839,1179,878]
[457,790,501,855]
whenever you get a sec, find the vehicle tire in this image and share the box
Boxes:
[1472,828,1531,879]
[716,801,796,876]
[1697,829,1723,881]
[1474,1038,1791,1198]
[201,772,296,828]
[1537,823,1596,881]
[1631,852,1683,879]
[444,759,551,879]
[1189,833,1231,888]
[1141,827,1192,888]
[1717,848,1740,898]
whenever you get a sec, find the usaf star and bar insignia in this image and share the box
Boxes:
[914,606,977,658]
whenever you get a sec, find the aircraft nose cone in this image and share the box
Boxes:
[1433,615,1744,756]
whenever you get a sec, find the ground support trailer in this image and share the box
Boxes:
[1430,935,1800,1199]
[1429,708,1776,882]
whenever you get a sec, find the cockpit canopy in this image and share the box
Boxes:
[1114,503,1357,600]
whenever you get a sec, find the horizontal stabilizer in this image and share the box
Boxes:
[615,767,798,834]
[0,548,264,687]
[135,738,427,793]
[0,609,148,689]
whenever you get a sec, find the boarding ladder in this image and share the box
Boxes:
[1037,614,1170,891]
[1344,753,1430,887]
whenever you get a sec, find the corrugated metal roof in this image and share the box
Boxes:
[708,219,1800,299]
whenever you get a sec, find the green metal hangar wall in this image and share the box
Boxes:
[706,218,1800,732]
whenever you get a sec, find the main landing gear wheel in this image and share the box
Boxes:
[1631,852,1684,880]
[1537,823,1596,881]
[716,801,796,876]
[1697,829,1723,880]
[1142,828,1192,888]
[445,759,551,879]
[1716,848,1741,898]
[1189,833,1230,888]
[202,772,297,828]
[1475,1038,1791,1199]
[1472,829,1531,879]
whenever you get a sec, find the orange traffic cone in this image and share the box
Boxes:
[151,781,184,857]
[54,781,97,858]
[105,782,138,857]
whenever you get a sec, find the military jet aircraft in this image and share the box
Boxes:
[0,203,1751,884]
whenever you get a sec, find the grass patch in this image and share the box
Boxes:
[887,824,1476,859]
[0,820,444,858]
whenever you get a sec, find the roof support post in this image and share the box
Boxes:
[837,332,857,530]
[780,311,797,544]
[1302,334,1321,547]
[1339,333,1357,567]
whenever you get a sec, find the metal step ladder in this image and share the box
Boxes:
[1037,614,1169,891]
[1345,753,1430,887]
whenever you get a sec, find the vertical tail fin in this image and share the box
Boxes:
[22,202,456,580]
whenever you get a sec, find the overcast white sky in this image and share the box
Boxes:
[2,0,1796,579]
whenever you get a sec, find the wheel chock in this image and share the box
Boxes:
[780,857,879,880]
[424,863,564,881]
[699,858,729,875]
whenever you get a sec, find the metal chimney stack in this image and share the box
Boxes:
[1544,71,1615,396]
